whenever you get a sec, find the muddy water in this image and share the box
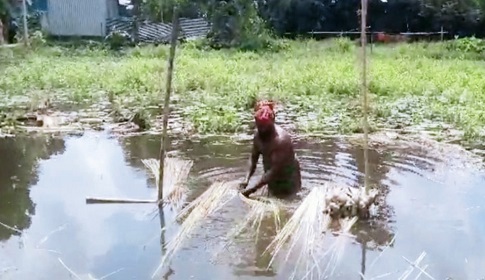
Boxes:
[0,132,485,280]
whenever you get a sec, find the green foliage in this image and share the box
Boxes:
[135,0,485,39]
[0,0,12,17]
[10,8,45,44]
[329,36,355,53]
[3,39,485,141]
[445,36,485,53]
[139,0,201,22]
[203,0,281,51]
[29,30,46,48]
[105,30,131,50]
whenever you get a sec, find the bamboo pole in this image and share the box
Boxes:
[158,7,180,200]
[85,13,182,205]
[132,0,140,42]
[360,241,367,280]
[85,197,170,205]
[22,0,29,47]
[360,0,370,194]
[85,197,158,204]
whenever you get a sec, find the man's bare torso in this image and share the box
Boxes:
[254,125,301,197]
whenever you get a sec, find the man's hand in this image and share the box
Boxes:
[238,180,249,190]
[241,187,257,198]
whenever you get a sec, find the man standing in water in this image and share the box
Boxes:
[240,100,302,199]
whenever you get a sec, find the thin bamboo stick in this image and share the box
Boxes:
[22,0,29,47]
[158,7,180,200]
[85,197,158,204]
[360,0,370,194]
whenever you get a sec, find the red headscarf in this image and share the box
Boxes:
[254,100,275,125]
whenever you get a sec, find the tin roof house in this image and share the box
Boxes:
[30,0,210,41]
[34,0,120,37]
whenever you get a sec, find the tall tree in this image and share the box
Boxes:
[0,0,13,44]
[131,0,485,40]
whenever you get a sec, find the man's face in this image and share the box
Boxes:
[254,102,275,136]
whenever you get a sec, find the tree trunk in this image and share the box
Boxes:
[0,19,4,45]
[0,13,10,45]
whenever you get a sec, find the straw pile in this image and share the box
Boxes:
[211,189,286,262]
[264,187,330,279]
[142,157,193,208]
[261,184,366,280]
[152,181,238,279]
[235,192,284,237]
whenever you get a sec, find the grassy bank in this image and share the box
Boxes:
[1,38,485,141]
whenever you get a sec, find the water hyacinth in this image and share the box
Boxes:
[2,40,485,140]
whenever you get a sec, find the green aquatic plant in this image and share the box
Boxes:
[2,39,485,141]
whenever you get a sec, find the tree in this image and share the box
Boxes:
[0,0,13,44]
[129,0,485,43]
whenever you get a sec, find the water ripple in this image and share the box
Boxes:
[2,133,485,279]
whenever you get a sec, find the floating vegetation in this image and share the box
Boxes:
[3,41,485,141]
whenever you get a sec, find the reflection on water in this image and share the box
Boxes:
[0,136,65,241]
[0,132,484,279]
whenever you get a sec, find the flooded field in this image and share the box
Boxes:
[1,131,485,280]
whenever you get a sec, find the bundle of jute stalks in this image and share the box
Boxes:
[152,181,238,279]
[257,186,359,280]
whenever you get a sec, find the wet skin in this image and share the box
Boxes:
[240,122,302,199]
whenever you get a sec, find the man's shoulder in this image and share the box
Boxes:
[275,126,292,145]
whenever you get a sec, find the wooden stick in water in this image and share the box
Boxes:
[158,7,180,200]
[85,197,158,204]
[360,0,370,194]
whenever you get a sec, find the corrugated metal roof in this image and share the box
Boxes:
[179,18,211,40]
[106,17,211,43]
[139,20,173,43]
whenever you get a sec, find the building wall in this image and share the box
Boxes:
[106,0,119,19]
[32,0,48,12]
[46,0,116,37]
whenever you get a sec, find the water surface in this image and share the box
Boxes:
[0,132,484,279]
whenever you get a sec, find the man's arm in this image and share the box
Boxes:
[241,139,260,187]
[245,141,260,182]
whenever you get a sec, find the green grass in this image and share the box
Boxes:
[1,38,485,142]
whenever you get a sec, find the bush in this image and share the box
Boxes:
[445,36,485,54]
